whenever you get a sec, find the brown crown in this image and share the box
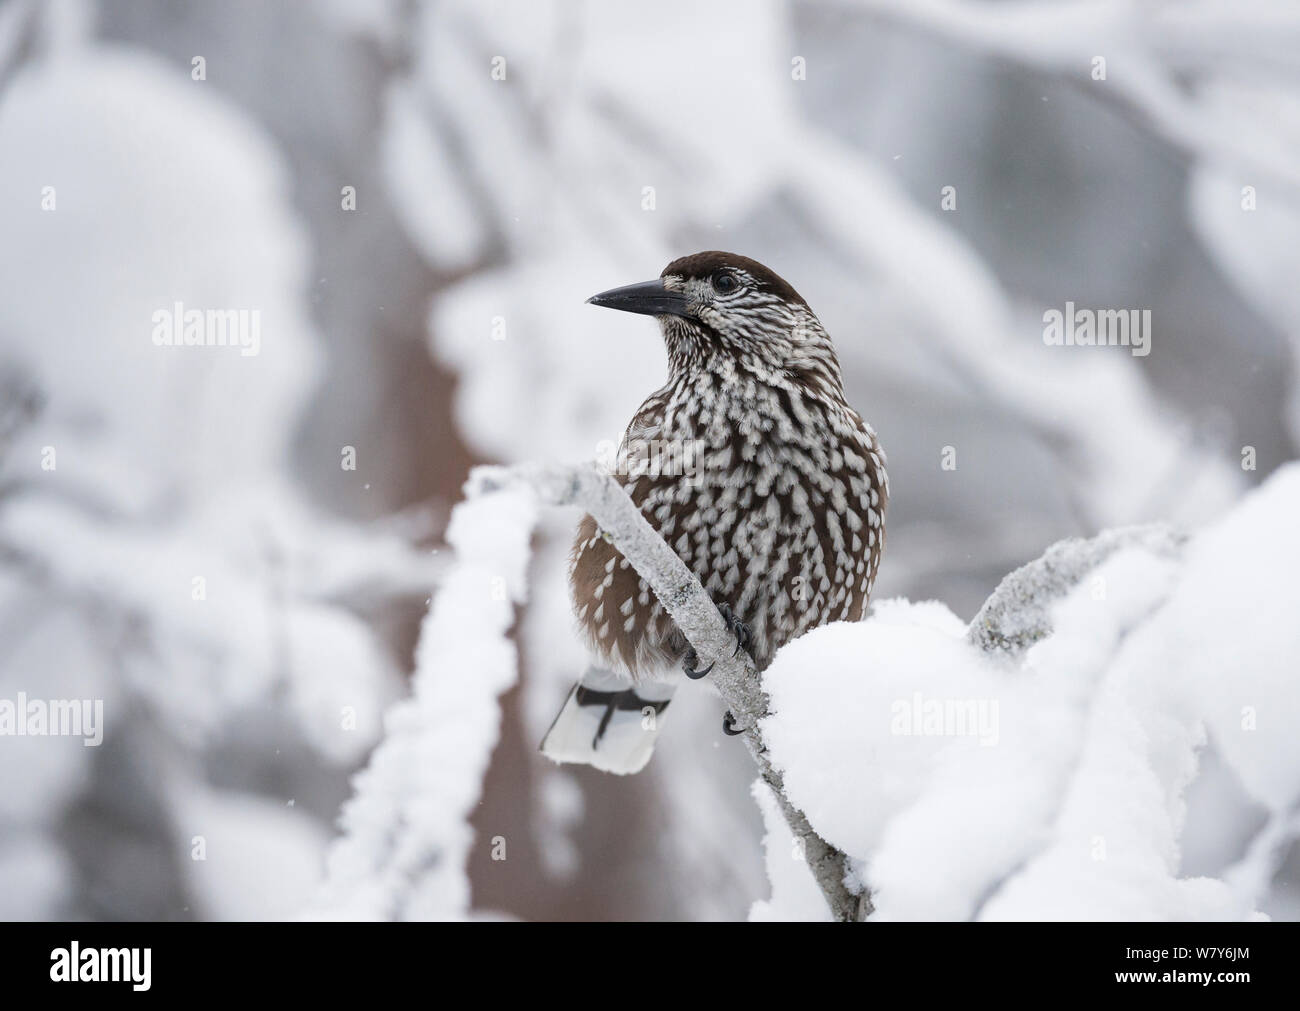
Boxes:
[661,251,808,309]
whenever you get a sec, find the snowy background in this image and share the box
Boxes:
[0,0,1296,920]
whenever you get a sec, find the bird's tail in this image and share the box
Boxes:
[540,667,674,775]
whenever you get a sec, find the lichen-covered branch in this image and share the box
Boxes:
[467,461,868,922]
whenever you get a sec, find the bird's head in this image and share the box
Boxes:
[587,251,843,395]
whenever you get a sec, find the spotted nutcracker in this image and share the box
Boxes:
[542,251,887,773]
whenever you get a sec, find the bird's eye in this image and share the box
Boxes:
[712,271,738,295]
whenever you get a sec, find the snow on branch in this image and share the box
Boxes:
[308,485,538,920]
[761,466,1300,920]
[968,524,1187,658]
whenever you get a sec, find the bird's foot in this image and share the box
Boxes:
[722,711,745,736]
[716,601,753,660]
[682,646,714,680]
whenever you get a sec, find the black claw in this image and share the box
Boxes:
[722,711,745,736]
[731,623,752,658]
[684,661,714,680]
[682,647,714,680]
[717,602,753,660]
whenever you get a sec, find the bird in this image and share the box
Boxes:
[541,251,887,774]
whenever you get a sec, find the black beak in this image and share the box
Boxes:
[586,279,690,318]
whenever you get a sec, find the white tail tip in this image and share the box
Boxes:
[540,682,670,775]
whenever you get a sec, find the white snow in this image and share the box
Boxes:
[748,780,833,923]
[308,485,538,920]
[759,464,1300,920]
[171,781,333,922]
[0,41,434,919]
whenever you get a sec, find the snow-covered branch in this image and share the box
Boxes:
[968,524,1187,658]
[761,466,1300,920]
[309,485,538,920]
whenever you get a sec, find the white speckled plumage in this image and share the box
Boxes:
[570,251,888,681]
